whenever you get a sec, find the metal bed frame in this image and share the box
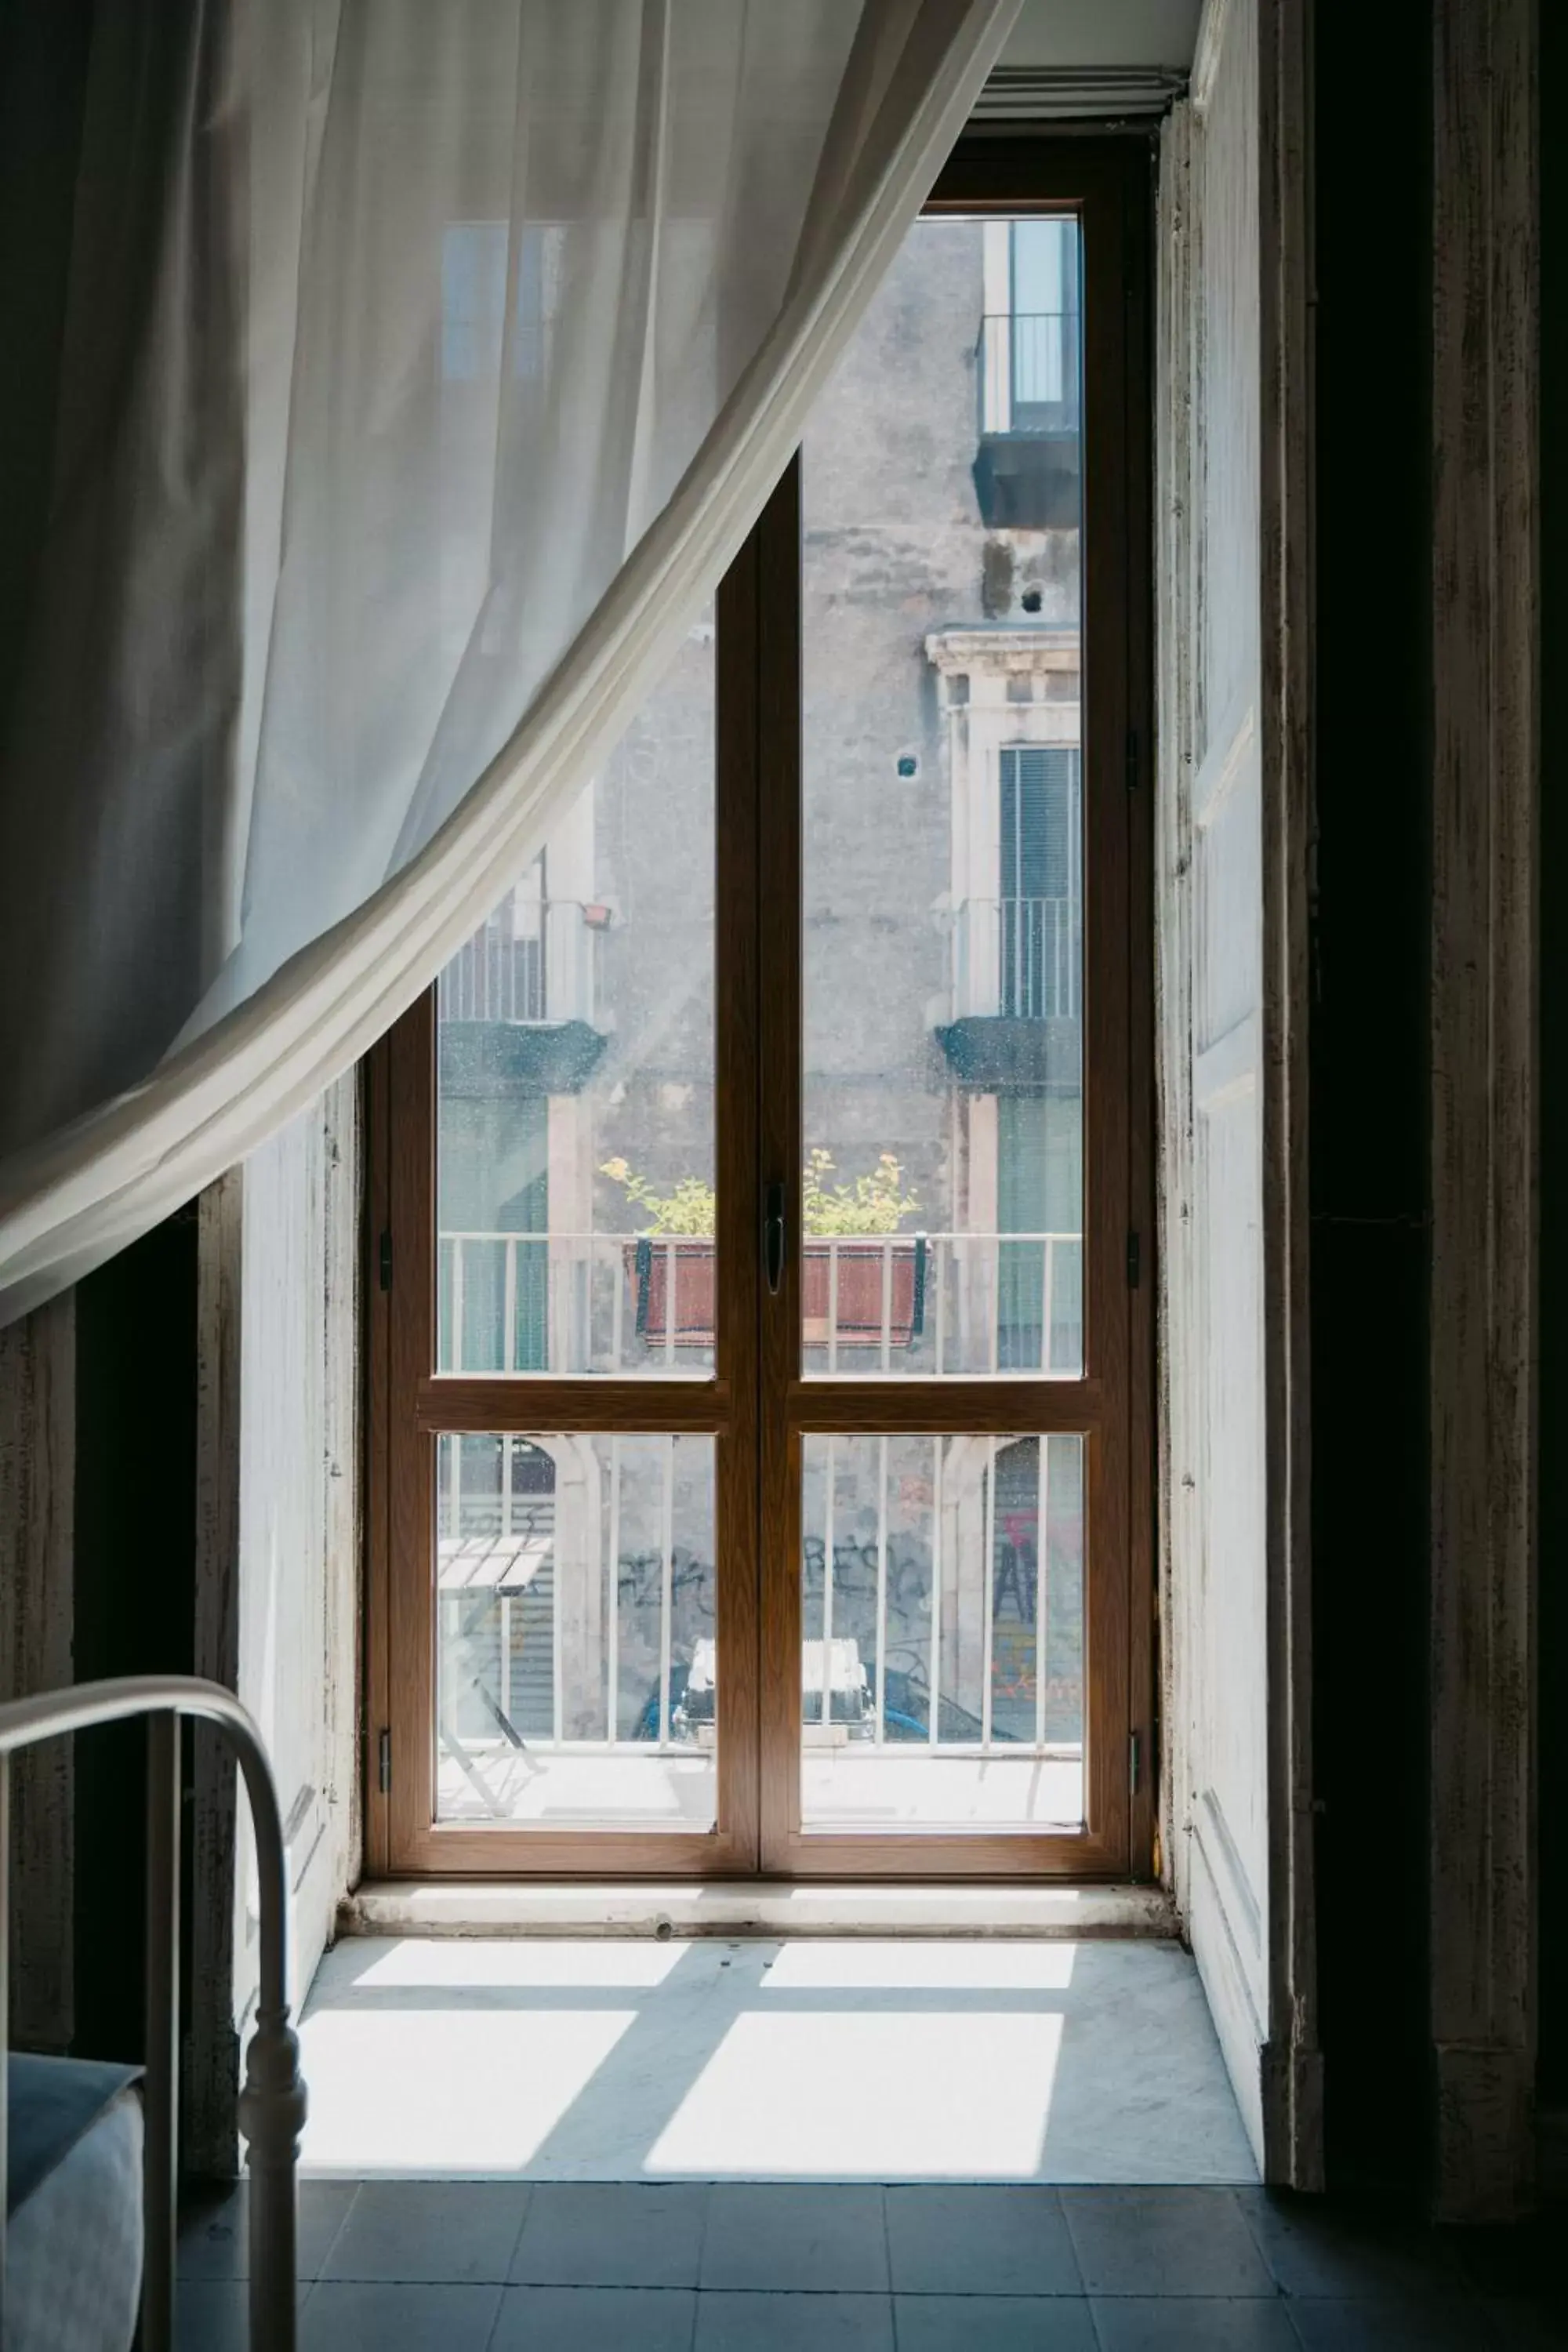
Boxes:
[0,1675,304,2350]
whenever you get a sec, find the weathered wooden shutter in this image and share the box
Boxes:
[1156,0,1318,2186]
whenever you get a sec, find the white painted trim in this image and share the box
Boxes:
[972,64,1188,121]
[1188,1820,1266,2162]
[1193,1014,1261,1111]
[339,1880,1178,1941]
[1190,0,1236,114]
[1256,0,1322,2192]
[1154,0,1320,2190]
[1190,695,1257,829]
[188,1076,364,2168]
[1153,87,1196,1949]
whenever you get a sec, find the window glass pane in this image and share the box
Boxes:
[434,618,716,1375]
[799,1432,1085,1831]
[1011,219,1065,319]
[801,214,1084,1377]
[435,1432,717,1830]
[1009,220,1079,421]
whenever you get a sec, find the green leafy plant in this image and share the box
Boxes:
[598,1158,717,1236]
[599,1149,920,1238]
[800,1149,920,1235]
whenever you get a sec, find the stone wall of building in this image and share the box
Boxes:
[584,215,1083,1254]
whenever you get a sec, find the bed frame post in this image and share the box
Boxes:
[142,1709,182,2350]
[0,1675,303,2348]
[1,1748,11,2340]
[239,2007,306,2349]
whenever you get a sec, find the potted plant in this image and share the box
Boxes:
[798,1150,926,1349]
[599,1161,717,1348]
[601,1152,927,1352]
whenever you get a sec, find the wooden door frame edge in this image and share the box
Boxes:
[1429,0,1539,2227]
[1155,0,1321,2191]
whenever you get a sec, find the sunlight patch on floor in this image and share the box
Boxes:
[296,1936,1257,2184]
[646,2008,1065,2177]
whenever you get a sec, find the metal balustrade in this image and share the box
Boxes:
[436,1426,1082,1817]
[949,895,1081,1022]
[436,1228,1083,1378]
[0,1677,303,2352]
[438,1430,686,1759]
[977,309,1081,436]
[437,896,604,1026]
[811,1432,1072,1759]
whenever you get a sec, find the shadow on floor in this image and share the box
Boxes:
[293,1935,1257,2185]
[176,2176,1568,2350]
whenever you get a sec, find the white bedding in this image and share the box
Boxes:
[7,2085,143,2352]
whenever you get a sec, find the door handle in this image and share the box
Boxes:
[764,1181,786,1296]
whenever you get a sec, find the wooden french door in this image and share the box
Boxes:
[364,138,1152,1883]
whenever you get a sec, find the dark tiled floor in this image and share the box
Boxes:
[176,2180,1568,2350]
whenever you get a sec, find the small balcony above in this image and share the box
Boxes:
[438,897,609,1096]
[953,895,1080,1022]
[935,895,1082,1092]
[973,310,1081,530]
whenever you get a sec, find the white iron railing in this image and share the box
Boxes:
[0,1677,303,2352]
[437,1228,1083,1379]
[950,895,1081,1022]
[811,1431,1072,1759]
[437,896,604,1027]
[438,1432,689,1755]
[436,1431,700,1817]
[435,1427,1080,1810]
[977,309,1081,435]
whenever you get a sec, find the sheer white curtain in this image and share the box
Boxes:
[0,0,1017,1325]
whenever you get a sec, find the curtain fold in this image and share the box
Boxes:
[0,0,1018,1326]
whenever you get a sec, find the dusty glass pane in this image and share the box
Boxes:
[800,1432,1085,1831]
[801,215,1084,1377]
[435,619,716,1376]
[434,1431,717,1830]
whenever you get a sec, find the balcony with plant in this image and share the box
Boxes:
[600,1150,927,1352]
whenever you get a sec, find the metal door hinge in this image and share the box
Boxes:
[1127,1231,1141,1288]
[1130,1729,1142,1795]
[378,1229,393,1290]
[378,1728,391,1794]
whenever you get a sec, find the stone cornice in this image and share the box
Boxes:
[924,626,1080,676]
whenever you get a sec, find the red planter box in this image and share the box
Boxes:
[627,1239,716,1348]
[801,1242,926,1348]
[629,1237,927,1350]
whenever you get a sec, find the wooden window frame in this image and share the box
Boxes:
[363,133,1154,1884]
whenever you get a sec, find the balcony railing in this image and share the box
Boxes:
[437,1432,694,1780]
[977,310,1080,437]
[435,1425,1082,1824]
[950,895,1080,1022]
[437,1226,1083,1379]
[437,897,604,1026]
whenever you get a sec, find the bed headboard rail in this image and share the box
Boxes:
[0,1674,303,2352]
